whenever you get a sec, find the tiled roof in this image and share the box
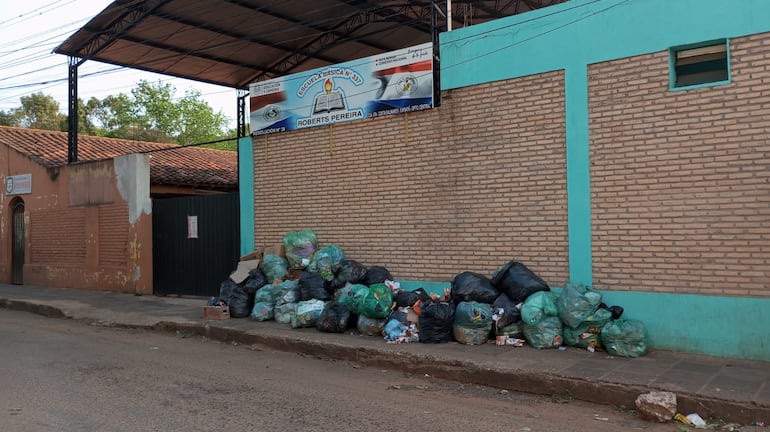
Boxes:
[0,126,237,189]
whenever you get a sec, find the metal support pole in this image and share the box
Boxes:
[447,0,452,31]
[67,57,79,164]
[431,1,441,108]
[237,89,248,138]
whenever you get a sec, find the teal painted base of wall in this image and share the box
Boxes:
[397,280,770,362]
[599,291,770,362]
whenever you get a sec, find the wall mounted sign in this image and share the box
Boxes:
[249,42,433,135]
[5,174,32,195]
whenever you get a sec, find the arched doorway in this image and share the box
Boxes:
[11,198,25,285]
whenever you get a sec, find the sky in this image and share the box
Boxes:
[0,0,239,128]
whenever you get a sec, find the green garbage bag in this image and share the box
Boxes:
[262,254,288,282]
[274,302,297,324]
[254,284,276,304]
[250,302,274,321]
[453,326,490,345]
[358,283,393,319]
[454,302,493,330]
[521,291,558,325]
[290,299,326,328]
[335,283,368,312]
[601,319,649,357]
[272,280,300,305]
[556,282,603,328]
[562,307,613,348]
[283,229,318,269]
[523,316,563,349]
[357,315,386,336]
[310,244,345,281]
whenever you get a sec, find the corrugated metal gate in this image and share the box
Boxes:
[12,200,25,285]
[152,192,239,297]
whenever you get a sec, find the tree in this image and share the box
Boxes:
[4,82,235,149]
[0,110,15,127]
[12,93,66,131]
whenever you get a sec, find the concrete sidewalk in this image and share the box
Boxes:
[1,283,768,427]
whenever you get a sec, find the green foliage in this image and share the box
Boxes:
[0,110,15,126]
[12,92,67,131]
[5,81,235,149]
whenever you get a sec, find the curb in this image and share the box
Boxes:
[153,321,770,426]
[3,299,769,425]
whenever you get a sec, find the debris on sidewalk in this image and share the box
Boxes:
[209,237,652,360]
[635,391,677,422]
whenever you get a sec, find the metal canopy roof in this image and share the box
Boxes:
[55,0,566,89]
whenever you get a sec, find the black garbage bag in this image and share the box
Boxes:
[418,300,455,343]
[491,260,549,303]
[393,288,430,308]
[451,272,498,305]
[316,302,352,333]
[491,293,522,329]
[364,265,393,286]
[219,279,250,318]
[298,270,331,301]
[599,303,625,320]
[243,268,268,295]
[387,308,408,325]
[330,259,369,290]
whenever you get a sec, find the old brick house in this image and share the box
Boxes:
[0,126,237,294]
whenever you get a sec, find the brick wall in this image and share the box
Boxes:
[252,70,569,284]
[98,203,129,267]
[589,33,770,297]
[30,208,86,264]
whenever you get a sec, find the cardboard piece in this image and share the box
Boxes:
[202,305,230,320]
[229,259,260,284]
[263,243,286,258]
[240,251,260,261]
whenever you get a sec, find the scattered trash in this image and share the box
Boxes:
[674,413,692,425]
[500,389,509,395]
[686,413,706,427]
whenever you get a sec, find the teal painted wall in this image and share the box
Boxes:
[397,281,770,361]
[435,0,770,361]
[599,291,770,361]
[238,136,255,256]
[440,0,770,90]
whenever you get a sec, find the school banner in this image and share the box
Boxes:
[249,42,433,135]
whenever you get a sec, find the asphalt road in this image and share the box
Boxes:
[0,309,683,432]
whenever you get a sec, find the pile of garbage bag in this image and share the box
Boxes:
[211,230,648,357]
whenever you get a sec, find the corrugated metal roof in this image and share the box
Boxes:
[54,0,565,89]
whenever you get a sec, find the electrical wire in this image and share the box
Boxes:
[0,0,605,116]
